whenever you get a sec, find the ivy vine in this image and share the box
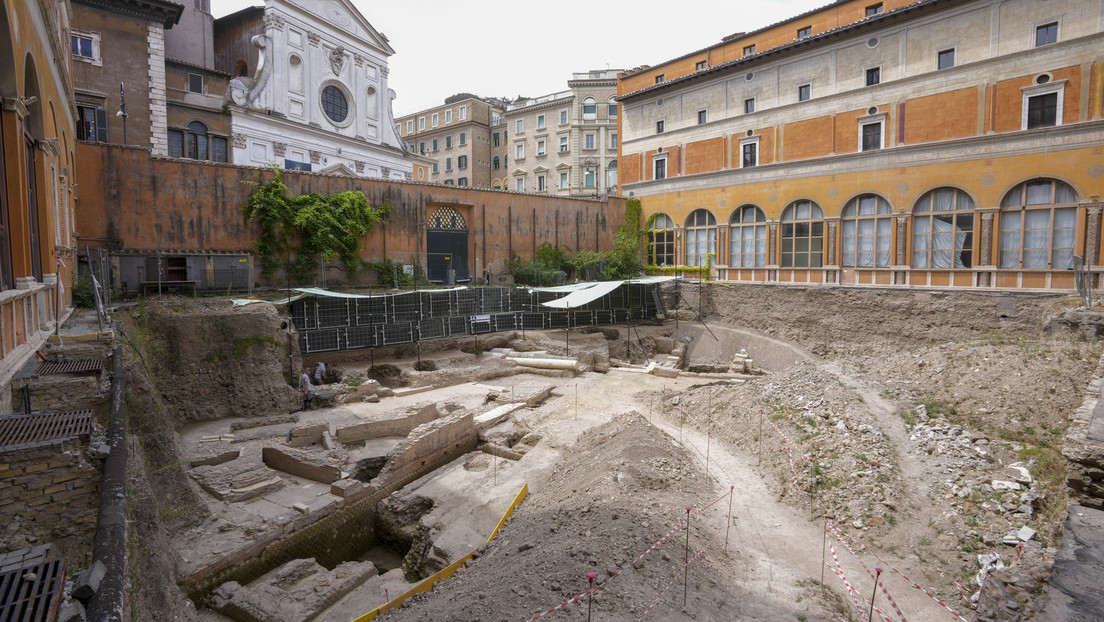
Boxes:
[243,168,392,279]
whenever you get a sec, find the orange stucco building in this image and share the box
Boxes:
[618,0,1104,290]
[0,0,78,411]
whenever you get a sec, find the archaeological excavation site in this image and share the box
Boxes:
[5,279,1104,622]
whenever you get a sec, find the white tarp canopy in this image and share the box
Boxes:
[534,276,675,309]
[233,286,469,306]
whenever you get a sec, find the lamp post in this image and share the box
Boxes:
[583,156,597,198]
[116,82,128,145]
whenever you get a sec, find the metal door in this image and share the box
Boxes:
[426,206,469,283]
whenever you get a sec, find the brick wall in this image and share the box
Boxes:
[377,412,478,484]
[0,441,100,563]
[181,409,481,600]
[11,375,107,414]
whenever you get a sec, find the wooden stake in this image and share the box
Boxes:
[821,515,827,584]
[706,431,711,477]
[684,506,691,607]
[867,568,882,622]
[724,486,734,554]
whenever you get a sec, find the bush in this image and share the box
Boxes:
[72,275,96,308]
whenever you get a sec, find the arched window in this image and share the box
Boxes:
[729,205,766,268]
[841,194,893,268]
[168,121,229,162]
[608,97,618,118]
[606,159,618,189]
[998,179,1079,269]
[288,55,302,93]
[234,60,248,77]
[912,188,974,269]
[685,209,717,267]
[647,213,675,266]
[780,200,824,268]
[493,156,500,170]
[582,97,597,120]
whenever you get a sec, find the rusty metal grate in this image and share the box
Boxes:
[35,358,102,376]
[0,558,65,622]
[0,410,94,450]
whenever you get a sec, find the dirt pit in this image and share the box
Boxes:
[120,287,1102,622]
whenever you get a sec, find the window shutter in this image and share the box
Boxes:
[95,108,108,142]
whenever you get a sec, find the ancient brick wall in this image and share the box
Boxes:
[377,412,479,484]
[11,376,106,414]
[182,409,481,600]
[0,441,100,563]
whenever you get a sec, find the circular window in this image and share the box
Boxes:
[867,106,878,115]
[867,37,879,48]
[1035,74,1051,85]
[745,72,754,82]
[657,98,663,107]
[321,85,348,123]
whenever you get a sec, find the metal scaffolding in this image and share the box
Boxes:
[289,282,663,355]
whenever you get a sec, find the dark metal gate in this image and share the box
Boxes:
[426,206,469,283]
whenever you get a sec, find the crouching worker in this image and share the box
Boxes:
[299,367,314,410]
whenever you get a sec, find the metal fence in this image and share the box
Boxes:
[289,284,660,354]
[80,250,254,298]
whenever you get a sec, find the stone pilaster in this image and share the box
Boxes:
[895,214,909,265]
[147,23,169,155]
[1084,203,1103,268]
[825,217,839,267]
[977,208,998,287]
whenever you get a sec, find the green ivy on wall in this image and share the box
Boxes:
[243,168,392,279]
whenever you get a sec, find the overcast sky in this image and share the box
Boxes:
[213,0,831,116]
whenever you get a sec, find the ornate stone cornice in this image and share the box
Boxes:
[72,0,183,28]
[262,12,285,30]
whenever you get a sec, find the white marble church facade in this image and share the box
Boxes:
[225,0,422,178]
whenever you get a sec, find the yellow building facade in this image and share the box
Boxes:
[0,0,78,410]
[618,0,1104,290]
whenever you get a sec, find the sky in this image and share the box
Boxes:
[213,0,832,116]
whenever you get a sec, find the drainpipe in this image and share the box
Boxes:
[87,341,126,621]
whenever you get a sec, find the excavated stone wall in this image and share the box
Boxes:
[140,301,300,423]
[677,282,1072,354]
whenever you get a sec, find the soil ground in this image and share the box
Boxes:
[124,286,1101,622]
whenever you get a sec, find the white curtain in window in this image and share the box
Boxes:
[687,228,717,267]
[1025,183,1052,205]
[1022,210,1050,269]
[876,218,892,267]
[1051,207,1076,269]
[931,215,954,269]
[842,220,856,266]
[912,217,931,268]
[932,188,954,211]
[999,212,1021,268]
[753,225,766,267]
[856,219,875,267]
[1055,183,1077,204]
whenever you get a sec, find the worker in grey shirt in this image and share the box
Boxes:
[314,361,327,385]
[299,367,313,410]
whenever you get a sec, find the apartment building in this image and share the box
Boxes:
[396,98,504,188]
[501,70,621,197]
[618,0,1104,291]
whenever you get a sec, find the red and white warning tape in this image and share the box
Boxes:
[636,528,723,621]
[826,540,895,622]
[522,489,731,622]
[826,519,969,622]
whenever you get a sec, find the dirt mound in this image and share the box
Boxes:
[131,300,299,423]
[380,413,829,621]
